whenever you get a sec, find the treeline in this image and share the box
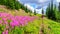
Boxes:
[0,0,32,13]
[0,0,21,10]
[46,0,60,22]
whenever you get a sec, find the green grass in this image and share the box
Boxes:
[43,18,60,34]
[24,17,60,34]
[0,8,4,11]
[23,20,41,34]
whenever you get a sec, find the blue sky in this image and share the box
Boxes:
[19,0,60,14]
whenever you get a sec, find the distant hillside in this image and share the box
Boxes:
[0,5,38,17]
[0,0,32,13]
[0,5,29,16]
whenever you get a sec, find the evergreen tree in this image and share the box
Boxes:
[46,3,51,19]
[34,9,36,15]
[42,8,44,15]
[25,6,28,13]
[58,2,60,12]
[46,0,56,20]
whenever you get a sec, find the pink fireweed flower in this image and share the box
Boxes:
[19,21,24,26]
[10,20,19,28]
[13,20,19,26]
[0,13,36,28]
[2,18,7,21]
[5,30,8,34]
[0,20,2,24]
[2,31,5,34]
[4,21,8,24]
[10,22,15,28]
[0,13,8,17]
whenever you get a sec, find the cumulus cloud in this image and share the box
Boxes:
[56,0,60,2]
[36,2,49,9]
[19,0,51,9]
[38,0,49,3]
[24,4,34,12]
[36,6,47,14]
[24,4,48,14]
[36,9,42,14]
[19,0,57,14]
[20,0,50,4]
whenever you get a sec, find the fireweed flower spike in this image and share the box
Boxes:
[5,30,8,34]
[2,32,5,34]
[0,13,36,34]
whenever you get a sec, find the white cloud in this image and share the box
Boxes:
[24,4,43,14]
[57,0,60,2]
[38,0,48,3]
[24,4,34,12]
[19,0,56,14]
[24,4,44,14]
[20,0,50,4]
[36,8,42,14]
[24,3,48,14]
[36,6,47,14]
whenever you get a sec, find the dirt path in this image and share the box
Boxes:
[39,17,51,34]
[39,17,44,34]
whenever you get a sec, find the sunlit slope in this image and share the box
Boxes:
[43,18,60,34]
[23,16,60,34]
[0,5,60,34]
[0,5,30,16]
